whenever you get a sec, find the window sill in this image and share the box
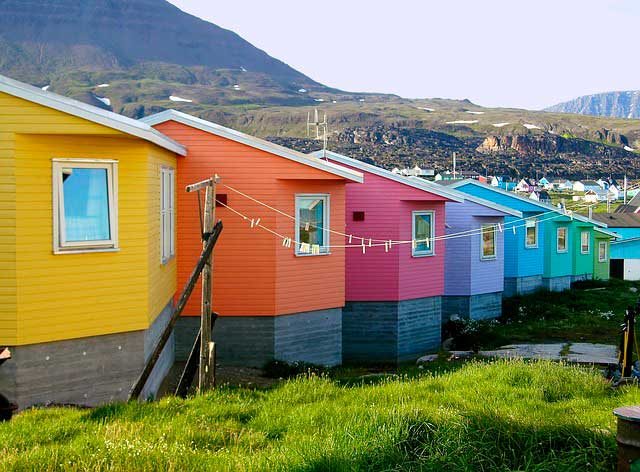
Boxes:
[481,256,497,261]
[412,253,435,258]
[295,252,332,257]
[54,247,120,255]
[161,255,175,265]
[525,245,538,250]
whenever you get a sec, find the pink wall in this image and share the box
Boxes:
[330,164,449,302]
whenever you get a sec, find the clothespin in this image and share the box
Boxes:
[255,218,260,227]
[250,218,255,228]
[384,241,389,252]
[348,235,353,244]
[361,241,366,254]
[312,244,320,255]
[300,242,311,253]
[512,226,516,234]
[304,222,310,231]
[412,240,416,250]
[425,237,430,248]
[569,210,574,221]
[498,223,503,233]
[368,238,372,247]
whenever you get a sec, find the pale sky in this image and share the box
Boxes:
[170,0,639,110]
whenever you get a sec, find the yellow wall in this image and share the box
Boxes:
[0,92,177,345]
[0,129,16,344]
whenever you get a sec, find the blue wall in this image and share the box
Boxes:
[611,239,640,260]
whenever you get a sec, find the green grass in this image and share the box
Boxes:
[2,359,638,471]
[447,279,640,351]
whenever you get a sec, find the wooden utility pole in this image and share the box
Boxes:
[191,176,219,392]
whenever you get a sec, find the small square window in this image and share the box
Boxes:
[295,195,329,255]
[53,159,118,253]
[216,194,228,207]
[353,211,365,222]
[481,224,497,260]
[412,211,434,257]
[557,227,568,253]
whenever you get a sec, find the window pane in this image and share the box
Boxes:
[581,232,589,253]
[482,226,496,257]
[557,228,567,251]
[298,198,325,246]
[526,219,536,246]
[63,168,110,241]
[414,213,432,253]
[599,242,607,261]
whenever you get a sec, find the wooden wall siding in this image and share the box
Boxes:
[444,201,505,297]
[146,145,178,323]
[153,121,347,317]
[611,239,640,260]
[470,216,505,295]
[543,220,573,278]
[274,180,346,315]
[0,92,178,346]
[398,200,447,301]
[326,163,449,303]
[572,225,594,278]
[0,129,16,344]
[455,184,546,279]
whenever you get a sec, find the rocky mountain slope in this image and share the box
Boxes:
[1,0,640,179]
[546,91,640,119]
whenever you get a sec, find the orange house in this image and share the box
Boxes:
[142,110,362,366]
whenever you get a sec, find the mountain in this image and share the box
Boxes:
[2,0,640,179]
[546,91,640,119]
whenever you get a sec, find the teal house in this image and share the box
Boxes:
[447,180,608,294]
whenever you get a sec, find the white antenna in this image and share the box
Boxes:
[307,108,328,159]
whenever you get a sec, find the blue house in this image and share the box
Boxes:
[591,213,640,280]
[446,180,607,295]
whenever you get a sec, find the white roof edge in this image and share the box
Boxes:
[448,179,608,227]
[0,74,186,156]
[309,149,464,202]
[594,227,619,239]
[141,110,363,183]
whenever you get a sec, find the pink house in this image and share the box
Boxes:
[310,150,464,363]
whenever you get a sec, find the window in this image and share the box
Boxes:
[599,241,608,262]
[295,195,329,255]
[525,218,538,248]
[160,166,175,263]
[412,211,434,257]
[580,231,590,254]
[557,227,568,253]
[52,159,118,253]
[481,224,497,260]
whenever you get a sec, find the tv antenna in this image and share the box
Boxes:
[307,109,328,159]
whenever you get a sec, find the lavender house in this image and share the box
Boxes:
[438,188,522,320]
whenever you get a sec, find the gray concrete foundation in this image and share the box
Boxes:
[0,302,175,410]
[442,292,503,322]
[175,308,342,368]
[571,274,593,283]
[542,275,573,292]
[503,275,543,297]
[342,296,441,365]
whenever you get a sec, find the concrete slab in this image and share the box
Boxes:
[565,343,618,365]
[480,343,565,361]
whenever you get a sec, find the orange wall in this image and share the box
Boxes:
[153,121,347,317]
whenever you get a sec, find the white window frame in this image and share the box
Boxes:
[525,218,538,249]
[412,210,435,257]
[52,159,118,254]
[480,224,497,261]
[556,227,568,253]
[295,194,330,256]
[580,231,590,255]
[160,166,175,264]
[599,241,608,262]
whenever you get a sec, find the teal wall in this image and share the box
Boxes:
[543,219,573,278]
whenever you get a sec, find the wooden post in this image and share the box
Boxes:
[199,176,218,392]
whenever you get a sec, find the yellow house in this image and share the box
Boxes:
[0,74,186,408]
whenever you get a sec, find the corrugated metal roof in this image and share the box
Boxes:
[589,212,640,227]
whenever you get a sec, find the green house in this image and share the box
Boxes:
[572,222,595,283]
[593,228,616,280]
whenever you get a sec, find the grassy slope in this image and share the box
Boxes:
[445,280,640,352]
[2,360,639,471]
